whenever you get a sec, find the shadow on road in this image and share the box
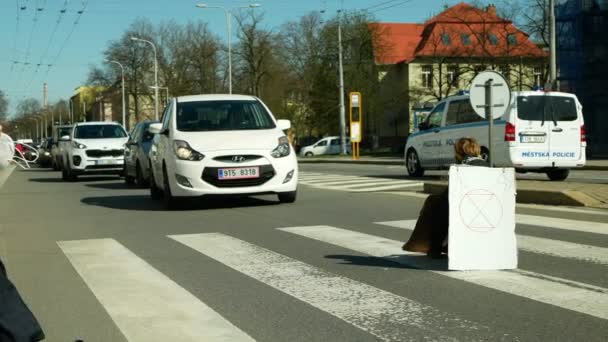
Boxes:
[29,176,119,183]
[86,182,134,190]
[81,194,280,211]
[325,254,447,271]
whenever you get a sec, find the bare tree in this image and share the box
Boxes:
[0,90,8,122]
[233,11,276,97]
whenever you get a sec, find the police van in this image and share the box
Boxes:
[404,91,586,181]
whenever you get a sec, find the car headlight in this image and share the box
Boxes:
[271,136,291,158]
[173,140,205,161]
[72,141,87,149]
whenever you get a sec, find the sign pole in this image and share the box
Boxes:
[485,79,494,167]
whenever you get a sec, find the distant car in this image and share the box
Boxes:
[60,122,129,181]
[52,125,73,170]
[300,136,351,157]
[124,121,159,186]
[148,94,298,209]
[37,138,54,167]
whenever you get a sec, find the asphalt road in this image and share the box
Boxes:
[0,167,607,341]
[300,162,608,184]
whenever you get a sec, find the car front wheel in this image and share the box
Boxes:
[406,149,425,177]
[278,190,297,203]
[304,152,313,157]
[162,165,182,210]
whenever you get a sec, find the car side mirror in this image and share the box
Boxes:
[418,122,428,131]
[277,119,291,130]
[60,135,71,141]
[148,123,163,134]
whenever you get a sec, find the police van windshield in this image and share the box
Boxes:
[517,96,578,122]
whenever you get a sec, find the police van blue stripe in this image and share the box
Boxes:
[409,120,506,139]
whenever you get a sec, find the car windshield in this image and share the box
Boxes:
[517,95,578,122]
[74,125,127,139]
[176,100,276,132]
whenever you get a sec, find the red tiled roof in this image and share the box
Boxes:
[426,2,504,24]
[415,22,547,58]
[371,2,547,64]
[370,23,424,64]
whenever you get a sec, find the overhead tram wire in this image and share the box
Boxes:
[363,0,404,11]
[9,1,23,74]
[44,1,89,81]
[15,0,47,93]
[368,0,413,14]
[23,0,71,91]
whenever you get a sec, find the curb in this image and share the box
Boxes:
[423,182,602,207]
[298,158,608,171]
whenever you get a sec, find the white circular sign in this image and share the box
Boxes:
[469,71,511,120]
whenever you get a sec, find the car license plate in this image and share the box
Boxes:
[96,159,116,165]
[520,135,545,143]
[218,167,260,180]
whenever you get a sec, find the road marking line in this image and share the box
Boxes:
[302,178,395,186]
[349,183,424,192]
[299,176,353,182]
[278,226,608,320]
[58,238,254,342]
[169,233,494,342]
[516,203,608,216]
[376,220,608,266]
[516,214,608,235]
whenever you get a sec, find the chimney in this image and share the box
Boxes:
[486,4,497,16]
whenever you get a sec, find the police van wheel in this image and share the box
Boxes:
[406,149,425,177]
[305,152,313,157]
[547,169,569,181]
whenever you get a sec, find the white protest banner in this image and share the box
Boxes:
[448,165,517,271]
[0,133,16,189]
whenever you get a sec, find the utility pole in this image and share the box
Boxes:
[549,0,557,90]
[43,82,48,139]
[337,10,347,155]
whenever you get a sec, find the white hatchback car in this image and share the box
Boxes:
[148,94,298,208]
[300,136,351,157]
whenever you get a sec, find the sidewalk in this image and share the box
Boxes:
[424,179,608,209]
[298,155,608,171]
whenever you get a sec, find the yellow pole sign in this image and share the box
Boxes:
[349,92,362,160]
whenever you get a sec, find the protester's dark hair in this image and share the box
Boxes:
[454,137,481,163]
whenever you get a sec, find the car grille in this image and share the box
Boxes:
[85,165,122,170]
[212,155,263,163]
[202,165,275,188]
[86,149,124,158]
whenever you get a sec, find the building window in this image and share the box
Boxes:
[533,67,542,86]
[447,65,459,86]
[461,33,471,46]
[441,33,451,45]
[488,34,499,45]
[507,34,517,45]
[422,65,433,89]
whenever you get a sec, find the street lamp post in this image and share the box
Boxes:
[108,60,127,128]
[195,3,261,94]
[131,37,159,120]
[337,10,347,155]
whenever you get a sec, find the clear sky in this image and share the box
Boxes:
[0,0,465,115]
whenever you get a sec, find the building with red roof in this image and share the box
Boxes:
[370,2,548,140]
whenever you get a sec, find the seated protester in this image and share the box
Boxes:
[402,137,488,258]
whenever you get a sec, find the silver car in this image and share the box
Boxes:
[124,121,159,186]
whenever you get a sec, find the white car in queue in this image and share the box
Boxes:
[60,122,129,181]
[148,94,298,209]
[405,91,586,181]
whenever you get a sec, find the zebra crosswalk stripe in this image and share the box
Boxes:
[375,220,608,265]
[169,233,496,342]
[58,238,254,342]
[278,225,608,320]
[516,214,608,235]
